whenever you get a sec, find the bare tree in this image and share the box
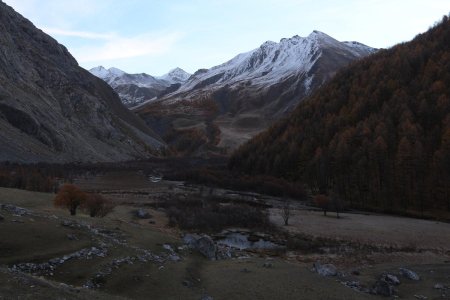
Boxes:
[281,198,291,226]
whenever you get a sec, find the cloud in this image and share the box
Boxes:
[69,32,182,63]
[41,28,116,40]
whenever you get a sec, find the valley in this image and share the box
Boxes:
[0,1,449,299]
[1,165,450,299]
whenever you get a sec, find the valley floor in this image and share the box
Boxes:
[1,171,449,299]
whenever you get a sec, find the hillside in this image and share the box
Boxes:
[136,32,375,156]
[0,2,164,163]
[230,16,450,215]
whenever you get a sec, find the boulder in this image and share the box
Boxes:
[372,279,395,297]
[197,236,217,260]
[383,274,400,285]
[433,283,446,290]
[313,262,337,277]
[134,209,151,219]
[183,233,201,249]
[399,268,420,281]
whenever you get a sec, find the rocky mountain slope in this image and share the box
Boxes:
[230,16,450,214]
[90,66,190,108]
[136,31,376,156]
[0,1,164,163]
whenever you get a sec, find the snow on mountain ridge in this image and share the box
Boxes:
[173,30,375,96]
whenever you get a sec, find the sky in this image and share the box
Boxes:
[3,0,450,76]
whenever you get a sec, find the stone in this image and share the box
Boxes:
[134,209,151,219]
[383,274,400,285]
[0,214,4,221]
[399,268,420,281]
[372,279,394,297]
[197,236,217,260]
[434,283,446,290]
[183,233,201,249]
[313,262,337,277]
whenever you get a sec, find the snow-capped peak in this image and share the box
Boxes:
[158,67,191,84]
[173,30,376,95]
[89,66,125,80]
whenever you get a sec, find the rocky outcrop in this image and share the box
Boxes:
[0,2,164,163]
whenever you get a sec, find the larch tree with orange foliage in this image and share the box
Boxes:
[54,184,87,215]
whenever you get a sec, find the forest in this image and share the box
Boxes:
[230,16,450,217]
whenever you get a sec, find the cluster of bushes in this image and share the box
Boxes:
[54,184,114,217]
[156,196,272,232]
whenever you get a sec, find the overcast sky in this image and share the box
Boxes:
[4,0,449,75]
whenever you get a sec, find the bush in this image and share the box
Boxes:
[82,193,115,217]
[314,194,330,216]
[165,196,272,232]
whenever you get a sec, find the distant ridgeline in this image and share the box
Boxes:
[230,16,450,216]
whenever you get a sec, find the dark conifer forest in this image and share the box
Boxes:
[230,16,450,216]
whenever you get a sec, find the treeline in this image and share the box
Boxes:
[0,162,107,193]
[230,16,450,216]
[165,167,306,200]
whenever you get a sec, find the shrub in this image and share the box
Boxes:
[165,196,272,232]
[82,193,115,217]
[314,194,330,216]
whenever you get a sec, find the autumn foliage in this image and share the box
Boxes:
[54,184,113,217]
[314,195,330,216]
[81,193,115,217]
[230,16,450,216]
[54,184,87,215]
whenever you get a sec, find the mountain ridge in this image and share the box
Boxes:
[0,1,164,163]
[89,66,191,107]
[135,31,376,156]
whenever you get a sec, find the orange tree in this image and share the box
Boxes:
[54,184,87,215]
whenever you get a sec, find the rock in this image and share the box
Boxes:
[201,295,214,300]
[169,254,181,262]
[134,209,151,219]
[182,280,193,288]
[241,268,251,273]
[434,283,446,290]
[0,214,4,221]
[183,233,201,249]
[383,274,400,285]
[197,236,217,260]
[313,262,337,277]
[399,268,420,281]
[263,262,273,268]
[66,234,78,241]
[414,295,428,299]
[372,279,395,297]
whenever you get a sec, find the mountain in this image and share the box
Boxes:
[89,66,191,108]
[158,67,191,84]
[0,1,164,163]
[230,16,450,215]
[135,31,376,156]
